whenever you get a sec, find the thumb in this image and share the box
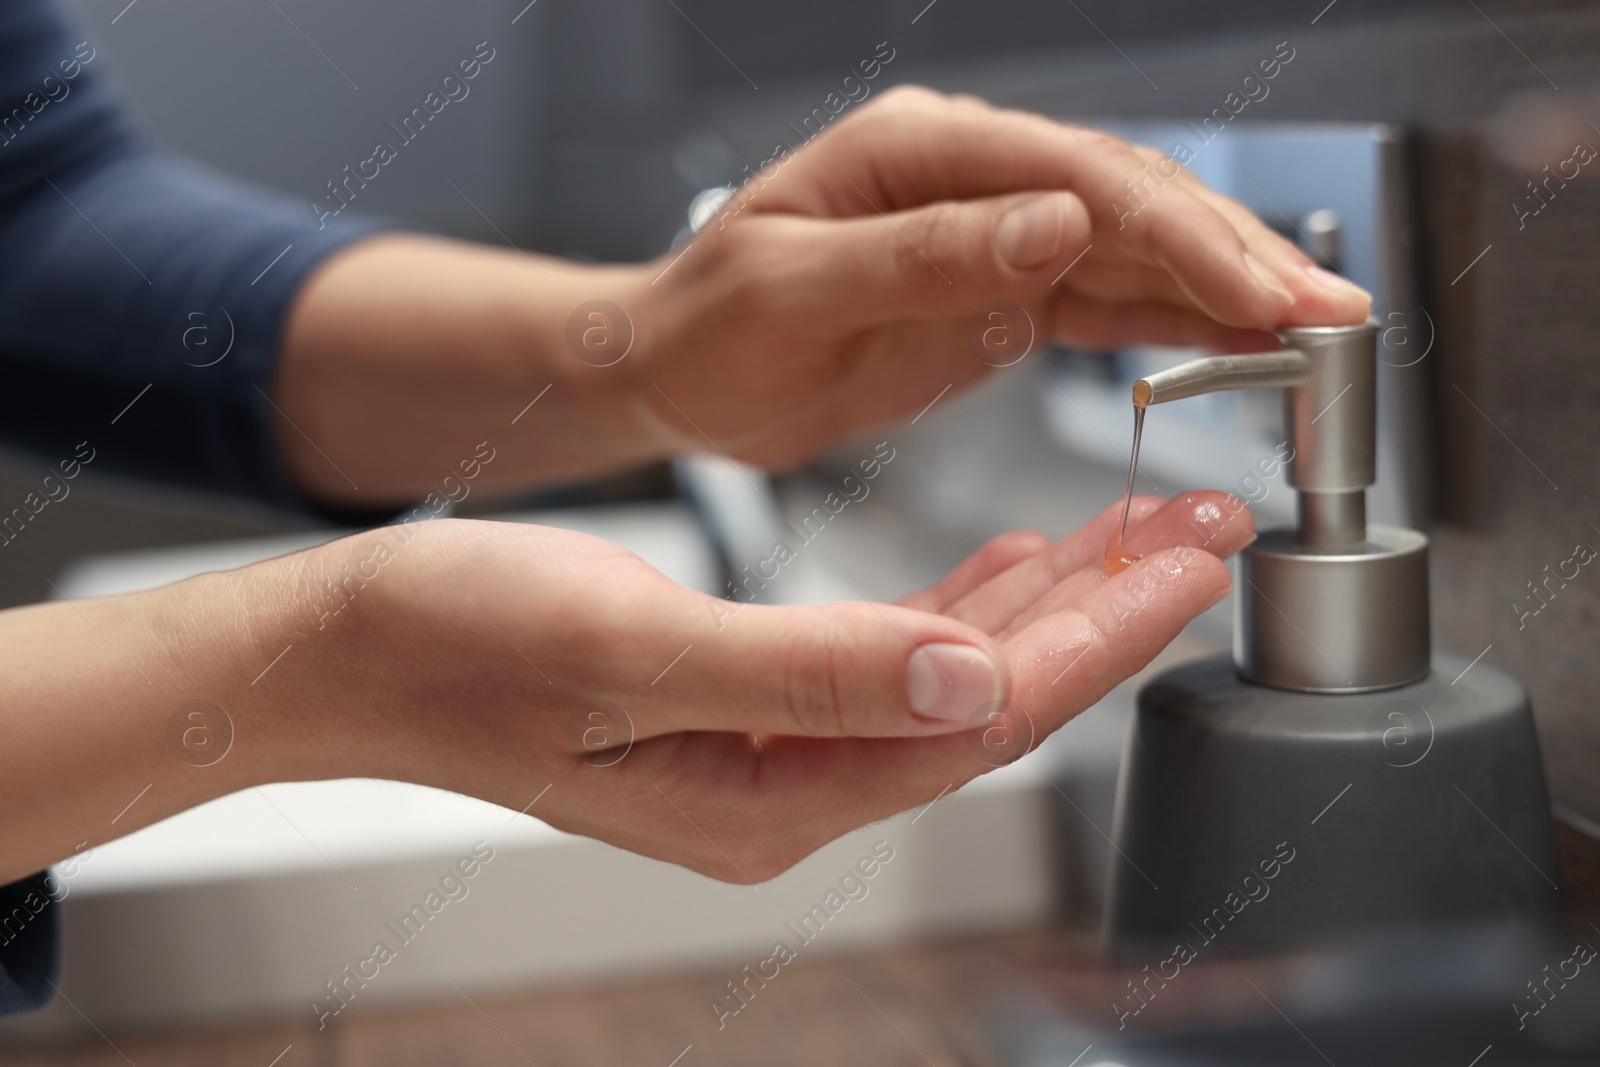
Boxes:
[640,599,1009,739]
[766,190,1091,325]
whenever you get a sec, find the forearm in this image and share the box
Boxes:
[275,234,671,508]
[0,557,316,885]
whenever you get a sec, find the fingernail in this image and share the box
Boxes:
[1243,253,1294,304]
[1304,262,1371,302]
[996,193,1067,270]
[906,643,1002,728]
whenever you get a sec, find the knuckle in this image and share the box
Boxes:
[987,529,1049,561]
[1128,139,1170,165]
[779,610,851,737]
[945,91,993,111]
[874,83,944,112]
[1121,192,1190,249]
[1069,126,1132,163]
[892,202,960,285]
[1158,184,1227,232]
[694,221,779,313]
[697,214,760,273]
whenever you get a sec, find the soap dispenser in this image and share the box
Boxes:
[1103,322,1561,956]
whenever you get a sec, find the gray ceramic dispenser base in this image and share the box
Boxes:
[1104,652,1562,957]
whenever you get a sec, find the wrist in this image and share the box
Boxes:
[154,556,329,787]
[511,256,679,473]
[237,523,510,790]
[215,532,422,785]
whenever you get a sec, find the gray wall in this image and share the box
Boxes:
[69,0,537,241]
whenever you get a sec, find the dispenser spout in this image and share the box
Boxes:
[1132,350,1312,407]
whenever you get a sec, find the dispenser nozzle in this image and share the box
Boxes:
[1132,350,1312,408]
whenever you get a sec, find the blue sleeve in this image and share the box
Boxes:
[0,0,400,1014]
[0,873,59,1012]
[0,0,394,514]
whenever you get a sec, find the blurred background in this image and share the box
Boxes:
[5,0,1600,1062]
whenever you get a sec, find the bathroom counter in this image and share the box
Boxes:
[0,927,1097,1066]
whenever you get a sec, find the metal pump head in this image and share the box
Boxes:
[1131,321,1431,693]
[1133,324,1377,548]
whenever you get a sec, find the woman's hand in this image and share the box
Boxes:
[275,490,1254,883]
[0,492,1253,887]
[627,85,1371,470]
[276,87,1369,508]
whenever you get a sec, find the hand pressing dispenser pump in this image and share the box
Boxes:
[1103,322,1561,956]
